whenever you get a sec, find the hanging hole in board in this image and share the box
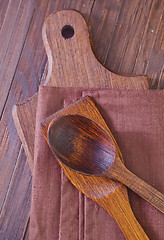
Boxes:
[61,25,74,39]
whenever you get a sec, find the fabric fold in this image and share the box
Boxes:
[30,87,164,240]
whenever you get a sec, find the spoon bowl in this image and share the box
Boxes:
[48,114,164,214]
[48,114,116,175]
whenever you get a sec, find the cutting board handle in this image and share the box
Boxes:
[42,9,149,88]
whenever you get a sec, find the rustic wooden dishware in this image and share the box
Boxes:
[12,10,149,239]
[41,96,149,240]
[48,114,164,214]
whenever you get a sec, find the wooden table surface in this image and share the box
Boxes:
[0,0,163,239]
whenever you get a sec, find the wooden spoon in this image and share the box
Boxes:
[42,96,149,239]
[48,114,164,214]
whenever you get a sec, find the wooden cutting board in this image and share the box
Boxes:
[12,9,149,172]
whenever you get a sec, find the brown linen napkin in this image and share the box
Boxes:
[30,86,164,240]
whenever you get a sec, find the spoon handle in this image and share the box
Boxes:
[95,186,149,239]
[107,159,164,213]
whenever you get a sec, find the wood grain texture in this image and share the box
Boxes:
[0,0,10,29]
[47,114,116,175]
[133,0,164,89]
[41,96,125,199]
[0,0,163,239]
[44,103,164,214]
[12,94,38,172]
[0,1,38,238]
[0,0,37,116]
[108,157,164,213]
[0,2,95,239]
[95,188,148,240]
[41,96,149,239]
[0,146,31,239]
[12,9,149,173]
[11,9,149,240]
[43,10,149,88]
[91,0,164,89]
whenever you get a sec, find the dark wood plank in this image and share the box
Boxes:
[115,0,154,74]
[132,0,164,88]
[0,0,36,213]
[0,0,37,116]
[145,12,164,89]
[0,0,54,212]
[0,147,32,240]
[0,1,95,239]
[88,0,123,64]
[90,0,164,89]
[0,111,21,211]
[0,0,10,29]
[90,0,143,71]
